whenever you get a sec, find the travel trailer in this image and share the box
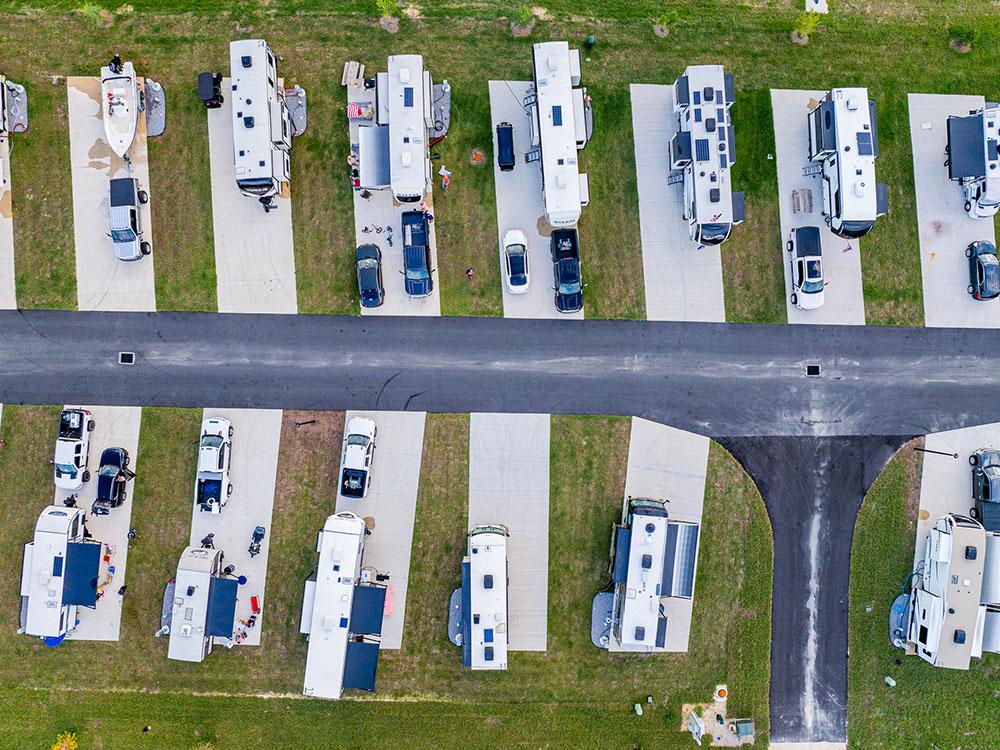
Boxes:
[946,102,1000,219]
[456,524,509,670]
[19,505,102,643]
[805,87,888,239]
[166,545,239,663]
[668,64,745,245]
[300,512,386,699]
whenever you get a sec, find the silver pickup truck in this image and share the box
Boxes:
[108,177,151,261]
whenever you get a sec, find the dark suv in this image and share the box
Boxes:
[551,228,583,313]
[402,211,433,297]
[970,447,1000,531]
[966,240,1000,301]
[91,447,135,516]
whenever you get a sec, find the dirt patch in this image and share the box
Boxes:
[535,214,553,237]
[902,438,925,526]
[0,185,12,220]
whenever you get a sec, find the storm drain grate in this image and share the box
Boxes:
[118,352,136,365]
[806,364,821,377]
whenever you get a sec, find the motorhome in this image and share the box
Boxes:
[457,524,509,670]
[526,41,592,227]
[604,497,700,653]
[229,39,292,211]
[806,88,888,239]
[668,65,745,245]
[19,505,102,643]
[946,102,1000,219]
[166,546,239,663]
[300,512,386,700]
[906,514,1000,670]
[355,54,435,203]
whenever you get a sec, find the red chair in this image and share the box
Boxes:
[250,596,261,615]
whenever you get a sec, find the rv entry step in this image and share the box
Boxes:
[801,163,824,177]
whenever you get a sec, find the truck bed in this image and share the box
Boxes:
[109,177,136,208]
[551,228,579,260]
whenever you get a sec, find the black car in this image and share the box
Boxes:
[496,122,515,172]
[551,228,583,313]
[402,211,433,297]
[970,447,1000,531]
[966,240,1000,301]
[91,447,135,516]
[356,244,385,308]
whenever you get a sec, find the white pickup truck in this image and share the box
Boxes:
[195,417,233,513]
[53,408,95,491]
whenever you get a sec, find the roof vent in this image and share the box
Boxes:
[243,116,254,128]
[401,152,412,167]
[846,98,859,111]
[965,545,978,560]
[484,574,494,590]
[556,174,567,189]
[641,554,653,570]
[241,55,252,68]
[954,629,966,644]
[853,181,867,197]
[710,188,721,203]
[645,523,655,534]
[547,55,558,73]
[399,67,411,83]
[634,626,646,641]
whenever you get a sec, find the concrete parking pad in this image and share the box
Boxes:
[346,81,440,317]
[334,410,425,650]
[630,84,725,323]
[772,89,866,325]
[207,79,297,314]
[188,408,282,646]
[908,93,999,328]
[914,423,1000,566]
[623,417,709,652]
[67,77,156,312]
[489,80,583,320]
[0,134,16,308]
[53,405,141,641]
[468,413,549,651]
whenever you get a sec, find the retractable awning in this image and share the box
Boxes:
[612,527,631,583]
[62,542,101,607]
[343,640,380,692]
[358,125,391,189]
[205,577,238,638]
[948,115,986,180]
[349,584,386,636]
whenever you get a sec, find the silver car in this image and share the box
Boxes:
[108,177,151,261]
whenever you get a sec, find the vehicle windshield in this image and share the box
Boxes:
[802,260,823,293]
[558,280,582,295]
[347,434,370,447]
[406,267,430,281]
[237,177,274,196]
[111,228,136,243]
[99,464,119,477]
[55,463,76,475]
[357,259,378,271]
[699,223,731,245]
[839,220,874,238]
[201,434,224,449]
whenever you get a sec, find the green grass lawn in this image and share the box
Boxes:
[848,441,1000,748]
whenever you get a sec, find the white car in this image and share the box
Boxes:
[502,229,530,294]
[787,226,825,310]
[340,416,377,499]
[195,417,233,513]
[53,408,95,491]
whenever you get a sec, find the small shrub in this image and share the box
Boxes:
[75,2,105,26]
[793,11,821,39]
[655,10,679,32]
[948,23,980,48]
[512,5,534,28]
[52,733,79,750]
[376,0,400,18]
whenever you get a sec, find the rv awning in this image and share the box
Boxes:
[343,640,380,692]
[62,542,101,607]
[948,115,986,179]
[350,584,386,636]
[460,560,472,667]
[612,527,632,584]
[205,576,238,638]
[983,607,1000,654]
[662,522,700,599]
[982,533,1000,604]
[358,125,391,189]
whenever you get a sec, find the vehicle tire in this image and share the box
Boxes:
[968,285,975,295]
[970,454,978,466]
[786,240,793,252]
[120,491,127,502]
[227,483,234,496]
[87,419,95,431]
[82,470,91,483]
[965,201,972,214]
[966,245,974,257]
[790,293,798,305]
[138,190,149,205]
[228,425,234,437]
[140,242,152,256]
[970,506,979,519]
[124,453,130,467]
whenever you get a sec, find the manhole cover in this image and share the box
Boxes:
[806,364,820,376]
[119,351,136,365]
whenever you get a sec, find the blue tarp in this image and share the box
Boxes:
[62,542,101,607]
[343,640,380,692]
[612,527,631,584]
[460,560,472,667]
[205,577,238,638]
[350,585,386,636]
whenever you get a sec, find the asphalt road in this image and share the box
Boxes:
[0,310,996,438]
[0,310,965,742]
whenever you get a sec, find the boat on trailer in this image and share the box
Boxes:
[100,55,140,158]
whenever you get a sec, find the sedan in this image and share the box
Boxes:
[92,447,135,516]
[502,229,530,294]
[356,244,384,308]
[967,240,1000,301]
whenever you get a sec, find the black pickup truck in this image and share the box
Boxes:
[550,228,584,313]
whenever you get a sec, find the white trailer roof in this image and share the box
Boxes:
[229,39,279,184]
[466,527,508,670]
[675,65,737,224]
[616,505,668,650]
[386,54,430,201]
[826,88,879,222]
[21,506,84,638]
[302,512,366,699]
[167,546,222,663]
[532,41,584,226]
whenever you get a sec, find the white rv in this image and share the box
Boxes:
[669,65,744,246]
[458,524,509,670]
[300,512,386,700]
[166,546,239,663]
[806,88,888,239]
[229,39,292,211]
[527,41,592,227]
[19,505,102,642]
[605,497,700,653]
[907,514,1000,670]
[356,54,435,203]
[946,102,1000,219]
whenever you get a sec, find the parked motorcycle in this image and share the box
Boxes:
[248,526,266,558]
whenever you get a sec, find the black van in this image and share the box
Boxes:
[496,122,515,171]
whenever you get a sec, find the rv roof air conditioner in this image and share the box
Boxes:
[241,56,252,68]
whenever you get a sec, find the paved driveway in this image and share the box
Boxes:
[909,93,999,328]
[0,129,17,309]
